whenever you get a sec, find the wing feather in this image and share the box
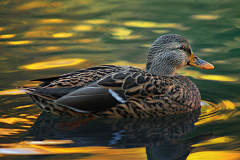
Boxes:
[98,72,166,98]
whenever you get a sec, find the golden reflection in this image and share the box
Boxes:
[32,26,57,31]
[200,75,238,82]
[0,57,7,60]
[6,41,33,45]
[110,27,141,40]
[111,27,132,36]
[201,48,222,52]
[17,2,47,10]
[196,100,236,125]
[0,34,15,39]
[222,100,235,110]
[177,69,238,82]
[0,89,25,95]
[212,61,228,64]
[192,137,233,147]
[73,25,92,31]
[0,141,147,159]
[24,31,48,38]
[191,14,220,20]
[33,46,65,52]
[46,46,62,50]
[39,19,67,24]
[124,21,182,29]
[0,27,5,31]
[18,82,41,87]
[0,129,26,137]
[83,19,109,24]
[17,2,62,10]
[75,38,100,43]
[187,151,240,160]
[20,126,32,128]
[25,140,74,145]
[231,111,240,118]
[20,58,86,70]
[152,30,170,34]
[142,44,151,47]
[0,117,33,125]
[52,32,74,38]
[142,44,152,48]
[19,114,28,117]
[26,115,38,119]
[14,104,35,109]
[0,140,73,147]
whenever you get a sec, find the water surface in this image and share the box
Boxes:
[0,0,239,159]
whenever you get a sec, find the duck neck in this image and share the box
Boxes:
[146,56,177,77]
[146,62,176,77]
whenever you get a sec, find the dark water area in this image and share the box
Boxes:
[0,0,239,159]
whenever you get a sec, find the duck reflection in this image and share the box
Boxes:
[26,108,212,160]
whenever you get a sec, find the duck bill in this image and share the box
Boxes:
[188,53,214,70]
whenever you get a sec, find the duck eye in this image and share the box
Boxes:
[178,45,184,50]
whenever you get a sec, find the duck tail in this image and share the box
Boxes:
[17,87,37,94]
[17,86,56,101]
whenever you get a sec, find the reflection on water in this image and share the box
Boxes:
[191,15,220,20]
[0,0,240,159]
[196,100,237,125]
[27,108,201,145]
[1,108,214,160]
[20,58,86,70]
[0,99,239,159]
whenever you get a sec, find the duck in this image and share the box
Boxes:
[19,34,214,118]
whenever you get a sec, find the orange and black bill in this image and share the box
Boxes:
[188,53,214,70]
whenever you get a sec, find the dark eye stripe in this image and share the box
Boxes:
[178,45,191,55]
[186,48,191,55]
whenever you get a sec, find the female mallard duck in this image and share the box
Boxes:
[19,34,214,118]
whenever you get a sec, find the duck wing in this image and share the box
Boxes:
[19,86,82,100]
[54,72,133,113]
[55,72,167,113]
[21,65,139,99]
[30,65,127,88]
[98,72,164,97]
[55,81,125,113]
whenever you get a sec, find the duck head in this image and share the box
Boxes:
[146,34,214,77]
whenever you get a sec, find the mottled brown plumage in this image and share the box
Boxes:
[19,34,214,118]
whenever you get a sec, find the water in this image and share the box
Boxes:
[0,0,239,159]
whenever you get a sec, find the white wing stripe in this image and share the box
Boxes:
[108,89,126,103]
